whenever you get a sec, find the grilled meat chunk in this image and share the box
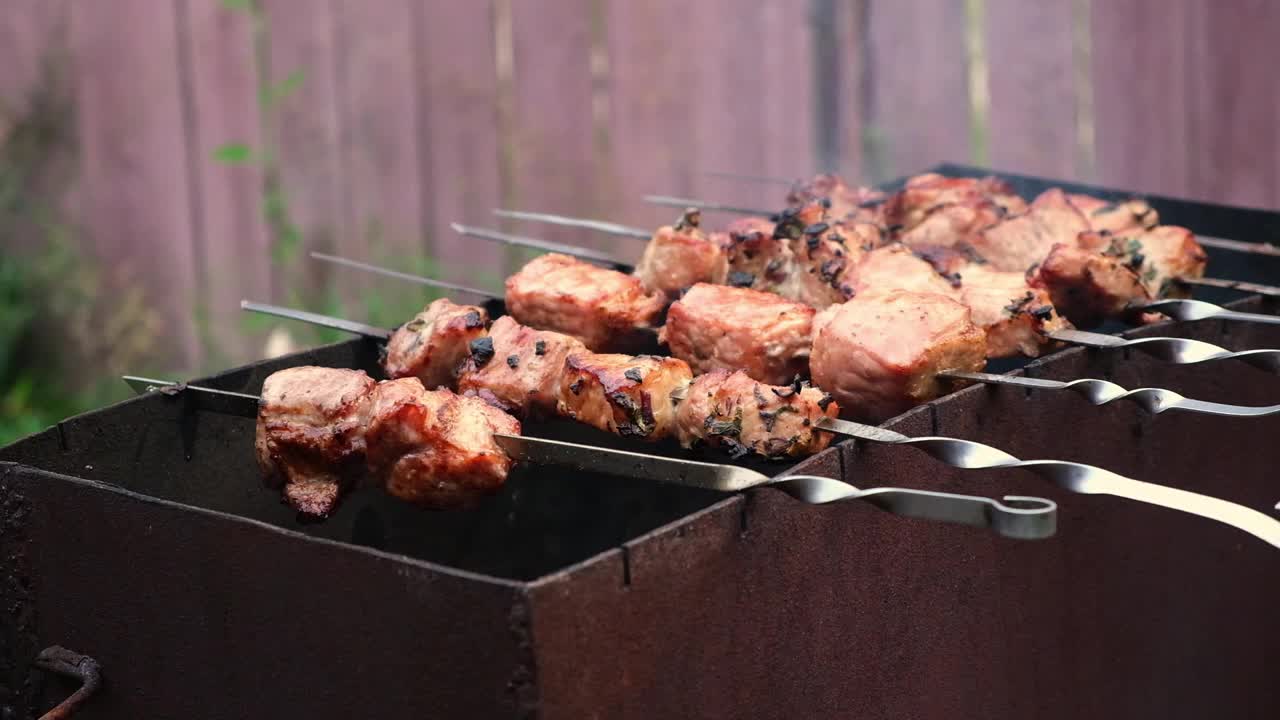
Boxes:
[717,216,797,298]
[505,253,666,352]
[970,188,1090,272]
[885,173,1027,231]
[810,290,987,422]
[848,243,961,298]
[661,283,815,385]
[255,366,376,517]
[384,299,489,389]
[1035,241,1149,327]
[634,209,730,299]
[1077,225,1207,299]
[784,219,871,308]
[457,315,586,417]
[787,174,887,224]
[898,200,1007,248]
[557,352,692,440]
[1068,194,1159,234]
[674,369,838,459]
[361,378,520,509]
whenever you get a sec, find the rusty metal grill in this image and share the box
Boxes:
[2,166,1278,719]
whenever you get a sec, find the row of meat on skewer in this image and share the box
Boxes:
[183,172,1280,547]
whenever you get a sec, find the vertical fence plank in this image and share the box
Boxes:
[759,0,817,184]
[1090,0,1197,198]
[333,0,427,284]
[71,0,201,369]
[813,0,865,180]
[862,0,972,181]
[687,1,772,212]
[984,0,1079,179]
[182,0,272,365]
[507,0,600,251]
[417,1,502,285]
[0,0,69,120]
[1185,1,1280,209]
[603,0,699,230]
[261,0,347,305]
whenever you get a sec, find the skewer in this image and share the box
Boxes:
[449,223,621,265]
[492,209,651,239]
[121,375,1059,540]
[308,251,495,299]
[939,371,1280,417]
[1053,328,1280,373]
[307,253,1280,366]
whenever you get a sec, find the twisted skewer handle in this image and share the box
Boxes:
[768,476,1057,540]
[820,418,1280,549]
[943,371,1280,418]
[1142,298,1280,324]
[1051,329,1280,373]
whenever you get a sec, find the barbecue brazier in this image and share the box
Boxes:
[3,167,1279,719]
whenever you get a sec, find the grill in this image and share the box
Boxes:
[2,166,1278,718]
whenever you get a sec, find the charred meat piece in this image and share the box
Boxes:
[675,369,838,459]
[810,290,987,422]
[783,220,871,308]
[1077,225,1207,300]
[1068,194,1159,234]
[717,216,797,298]
[897,199,1006,248]
[457,315,586,417]
[255,366,376,518]
[1035,240,1150,327]
[661,283,815,385]
[847,243,962,299]
[969,188,1090,272]
[505,253,666,352]
[955,264,1070,358]
[557,352,692,440]
[634,209,730,299]
[786,173,887,224]
[384,299,490,389]
[361,378,520,509]
[885,173,1027,231]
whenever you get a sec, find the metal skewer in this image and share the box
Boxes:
[1051,328,1280,373]
[492,209,652,239]
[122,376,1057,540]
[939,370,1280,417]
[450,223,623,265]
[308,251,496,298]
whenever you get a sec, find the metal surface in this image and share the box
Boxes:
[240,300,392,340]
[491,208,652,239]
[494,434,1056,540]
[308,251,497,299]
[642,194,777,217]
[1050,328,1280,372]
[1142,298,1280,323]
[451,223,622,265]
[816,416,1280,548]
[1194,235,1280,257]
[32,646,101,720]
[1178,276,1280,297]
[941,370,1280,417]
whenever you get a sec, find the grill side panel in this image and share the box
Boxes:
[527,300,1280,719]
[4,466,535,719]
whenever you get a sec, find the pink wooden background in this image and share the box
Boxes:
[1,0,1278,371]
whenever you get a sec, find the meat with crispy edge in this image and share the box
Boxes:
[810,289,987,422]
[1035,241,1149,328]
[255,366,376,517]
[557,352,692,440]
[1077,225,1207,299]
[661,283,815,385]
[1067,194,1159,234]
[675,369,838,459]
[384,298,489,389]
[457,315,586,418]
[786,173,888,224]
[633,208,729,299]
[909,245,1071,358]
[361,377,520,509]
[969,188,1091,272]
[504,253,666,352]
[716,215,797,298]
[884,173,1027,232]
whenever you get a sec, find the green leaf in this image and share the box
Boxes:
[261,70,305,108]
[212,143,254,164]
[220,0,253,11]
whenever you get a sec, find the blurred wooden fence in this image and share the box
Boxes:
[1,0,1278,370]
